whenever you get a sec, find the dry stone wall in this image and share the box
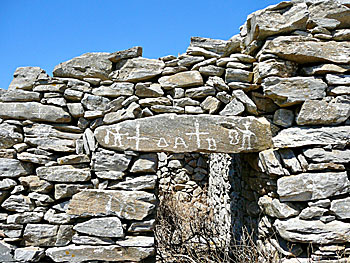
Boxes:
[0,0,350,262]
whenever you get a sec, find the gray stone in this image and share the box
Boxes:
[259,149,285,176]
[29,192,54,203]
[34,84,66,93]
[92,82,134,97]
[328,85,350,95]
[274,218,350,244]
[130,154,158,173]
[1,195,34,212]
[261,36,350,64]
[186,47,220,58]
[17,152,55,164]
[330,197,350,219]
[225,68,253,83]
[299,206,327,220]
[0,123,25,150]
[199,65,224,76]
[73,217,123,238]
[7,212,43,224]
[115,236,154,247]
[67,189,156,220]
[263,77,327,107]
[301,64,350,76]
[0,179,16,190]
[91,149,132,172]
[103,102,141,125]
[253,59,298,83]
[192,58,216,71]
[128,219,155,233]
[46,245,154,262]
[326,74,350,85]
[296,100,350,125]
[273,109,294,128]
[66,103,84,118]
[200,96,221,114]
[57,154,90,165]
[81,94,110,111]
[109,175,156,190]
[174,98,200,107]
[19,176,52,194]
[279,149,303,174]
[14,247,45,262]
[158,71,203,89]
[23,224,71,247]
[232,90,258,115]
[150,105,184,113]
[185,106,205,114]
[219,98,245,116]
[95,114,273,153]
[72,234,114,245]
[53,52,112,80]
[258,195,299,219]
[110,57,164,82]
[54,184,92,200]
[0,89,41,102]
[108,46,142,62]
[8,67,45,90]
[273,126,350,148]
[139,97,171,107]
[64,88,83,101]
[135,83,163,97]
[0,102,71,123]
[333,29,350,40]
[188,37,230,56]
[0,241,15,262]
[244,3,308,46]
[178,56,205,67]
[303,148,350,163]
[185,86,216,99]
[95,171,124,180]
[206,76,229,91]
[44,209,71,224]
[36,165,91,182]
[277,172,350,201]
[0,158,32,178]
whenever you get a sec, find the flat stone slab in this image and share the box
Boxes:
[0,102,71,123]
[67,189,155,220]
[46,245,154,262]
[95,114,272,153]
[273,126,350,148]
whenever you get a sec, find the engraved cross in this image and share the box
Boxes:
[186,120,209,148]
[127,123,149,151]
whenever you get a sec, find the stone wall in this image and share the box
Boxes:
[0,0,350,262]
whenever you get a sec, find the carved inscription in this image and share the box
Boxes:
[95,114,273,153]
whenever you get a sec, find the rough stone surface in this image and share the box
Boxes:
[303,148,350,164]
[158,71,203,89]
[36,166,91,182]
[258,195,300,219]
[67,190,155,220]
[73,217,124,238]
[8,67,45,91]
[0,159,32,178]
[277,172,350,201]
[53,52,112,80]
[330,197,350,219]
[95,114,273,153]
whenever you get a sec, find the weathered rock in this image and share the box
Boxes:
[188,37,230,56]
[23,224,72,247]
[7,212,43,224]
[67,189,155,220]
[95,171,124,180]
[72,234,114,245]
[199,65,224,76]
[0,89,41,102]
[232,90,258,115]
[108,46,142,62]
[244,3,308,46]
[0,102,71,123]
[110,57,164,82]
[301,64,350,76]
[8,67,45,90]
[277,172,350,201]
[263,77,327,107]
[225,68,253,83]
[219,99,245,116]
[139,97,171,107]
[0,241,16,262]
[178,56,205,67]
[19,176,52,194]
[261,36,350,64]
[273,126,350,148]
[81,93,110,111]
[53,52,112,80]
[130,154,158,173]
[253,59,298,83]
[330,197,350,219]
[57,154,90,165]
[258,195,300,219]
[273,109,294,128]
[14,247,45,262]
[259,149,285,176]
[279,149,302,174]
[296,100,350,125]
[328,85,350,95]
[44,209,71,224]
[200,96,221,114]
[274,218,350,244]
[0,179,17,190]
[95,114,273,153]
[115,236,154,247]
[299,206,327,220]
[110,175,156,191]
[17,152,55,164]
[0,121,23,148]
[36,165,91,182]
[185,86,216,99]
[91,149,132,172]
[54,184,92,200]
[46,245,154,262]
[303,148,350,164]
[158,71,203,89]
[73,217,124,238]
[0,158,32,178]
[1,195,34,212]
[135,83,163,97]
[92,82,134,97]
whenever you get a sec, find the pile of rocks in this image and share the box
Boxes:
[0,0,350,262]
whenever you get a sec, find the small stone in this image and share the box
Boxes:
[225,68,253,83]
[109,175,156,191]
[108,46,142,62]
[1,195,34,212]
[128,219,155,233]
[19,176,52,193]
[72,234,114,245]
[299,207,327,220]
[138,97,171,107]
[219,98,244,116]
[54,184,92,200]
[74,217,124,238]
[258,195,299,219]
[330,197,350,219]
[57,154,90,165]
[7,212,43,224]
[232,90,258,115]
[81,94,110,111]
[36,165,91,182]
[273,109,294,128]
[14,247,45,262]
[199,65,224,76]
[130,154,158,173]
[67,103,84,118]
[185,106,204,114]
[178,56,205,67]
[259,149,285,176]
[135,83,164,97]
[279,149,302,174]
[64,88,83,101]
[200,96,221,114]
[0,179,17,190]
[91,149,132,172]
[158,71,203,89]
[150,105,184,113]
[9,67,45,90]
[92,82,134,97]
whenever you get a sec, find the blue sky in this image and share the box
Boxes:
[0,0,282,90]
